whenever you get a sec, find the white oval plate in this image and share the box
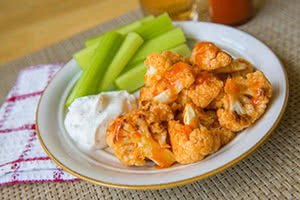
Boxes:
[36,22,288,189]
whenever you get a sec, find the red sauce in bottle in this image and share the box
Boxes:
[209,0,254,25]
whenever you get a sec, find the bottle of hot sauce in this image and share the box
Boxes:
[209,0,254,25]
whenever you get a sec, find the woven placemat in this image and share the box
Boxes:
[1,0,299,199]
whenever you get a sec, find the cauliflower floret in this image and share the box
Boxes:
[213,127,236,146]
[183,103,235,145]
[207,90,225,110]
[197,109,220,129]
[213,58,253,74]
[139,101,174,148]
[213,58,254,81]
[168,103,222,164]
[139,100,174,122]
[144,51,186,86]
[106,109,175,167]
[161,50,187,65]
[168,89,192,120]
[190,42,232,71]
[217,70,272,132]
[138,87,153,105]
[168,121,221,164]
[188,72,223,108]
[144,62,195,104]
[176,89,192,105]
[139,62,195,104]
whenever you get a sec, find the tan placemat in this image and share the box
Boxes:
[1,0,299,199]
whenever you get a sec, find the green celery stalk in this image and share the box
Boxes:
[85,15,154,47]
[117,15,154,34]
[73,42,99,70]
[127,27,186,66]
[75,14,174,70]
[115,62,147,93]
[66,32,124,107]
[107,83,119,91]
[134,13,173,40]
[99,32,144,91]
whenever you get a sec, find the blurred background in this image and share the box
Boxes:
[0,0,265,66]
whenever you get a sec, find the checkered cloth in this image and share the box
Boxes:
[0,64,78,186]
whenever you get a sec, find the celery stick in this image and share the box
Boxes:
[117,15,154,34]
[134,13,173,40]
[115,62,147,93]
[99,32,144,91]
[139,15,155,23]
[107,83,119,91]
[128,27,186,66]
[73,42,99,70]
[77,14,173,70]
[85,15,154,47]
[66,32,124,106]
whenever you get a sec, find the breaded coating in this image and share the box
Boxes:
[213,128,235,146]
[207,90,225,110]
[188,72,223,108]
[176,89,192,105]
[213,58,254,81]
[197,109,220,129]
[106,109,175,167]
[170,89,192,119]
[145,62,195,104]
[217,70,272,132]
[168,120,222,164]
[144,51,185,86]
[182,103,234,145]
[138,87,153,105]
[139,100,174,148]
[190,42,232,71]
[139,100,174,122]
[161,50,187,65]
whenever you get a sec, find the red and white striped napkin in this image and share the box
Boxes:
[0,64,78,186]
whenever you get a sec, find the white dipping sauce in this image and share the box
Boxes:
[64,91,137,151]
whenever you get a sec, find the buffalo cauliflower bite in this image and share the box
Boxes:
[139,62,195,104]
[139,100,174,122]
[169,89,192,120]
[106,109,175,167]
[168,104,222,164]
[139,100,174,148]
[217,70,272,132]
[190,42,232,71]
[161,50,187,65]
[183,103,235,145]
[144,51,186,87]
[207,90,225,110]
[142,62,195,104]
[168,121,221,164]
[213,127,235,146]
[213,58,254,81]
[197,109,219,129]
[188,72,223,108]
[138,87,153,105]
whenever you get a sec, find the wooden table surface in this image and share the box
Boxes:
[0,0,139,66]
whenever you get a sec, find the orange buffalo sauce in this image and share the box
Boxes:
[208,0,253,25]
